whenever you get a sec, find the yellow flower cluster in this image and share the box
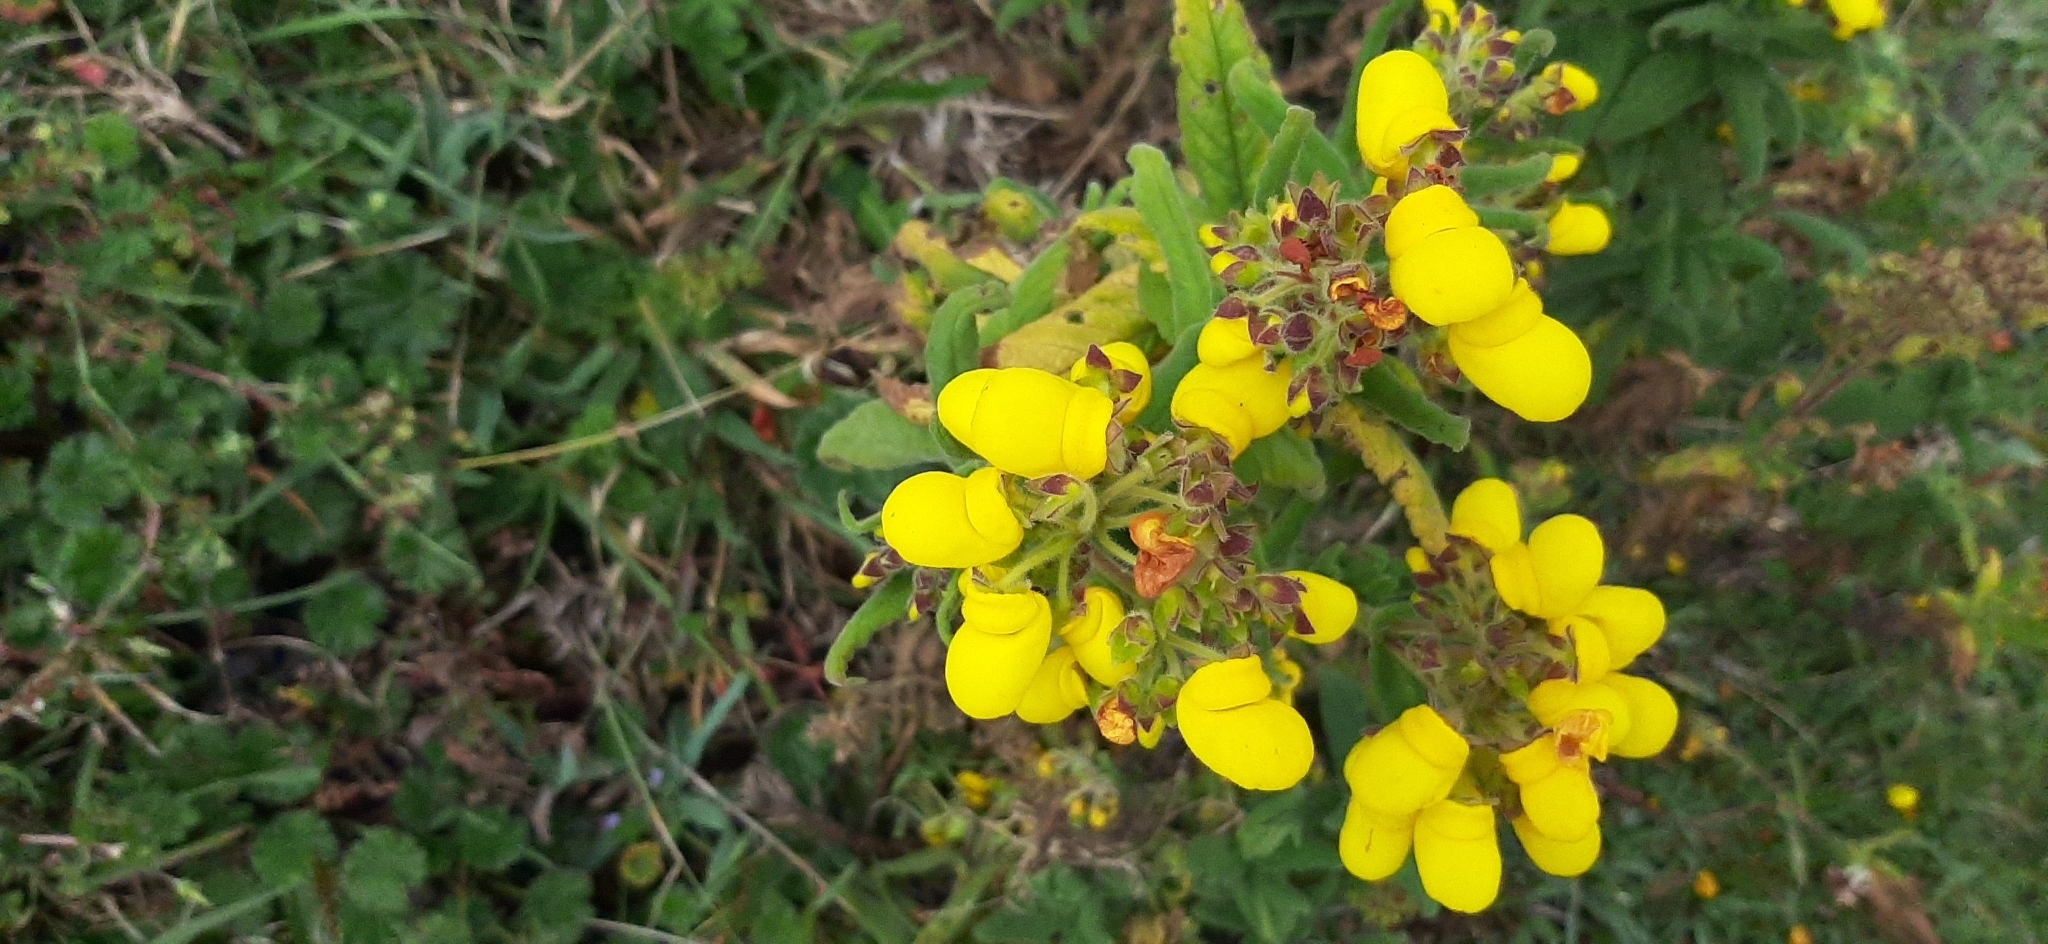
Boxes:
[1170,316,1306,455]
[1385,186,1592,422]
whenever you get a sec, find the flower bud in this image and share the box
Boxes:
[1523,514,1605,619]
[1177,656,1315,791]
[1546,152,1582,183]
[1285,570,1359,643]
[1343,704,1470,817]
[1448,477,1523,553]
[1604,673,1678,758]
[1170,356,1296,456]
[938,368,1115,480]
[1826,0,1885,39]
[1500,735,1600,842]
[1016,647,1091,724]
[1197,315,1262,367]
[1414,800,1502,913]
[880,468,1024,569]
[1339,797,1416,880]
[945,579,1053,720]
[1513,815,1602,877]
[1057,586,1134,685]
[1354,51,1461,179]
[1546,200,1613,256]
[1070,341,1154,422]
[1576,585,1665,669]
[1542,62,1600,110]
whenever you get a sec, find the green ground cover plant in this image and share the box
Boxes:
[0,0,2043,942]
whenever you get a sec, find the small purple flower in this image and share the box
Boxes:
[648,767,665,789]
[601,812,623,833]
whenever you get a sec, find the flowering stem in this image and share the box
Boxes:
[1326,402,1450,553]
[1164,633,1230,665]
[998,539,1080,591]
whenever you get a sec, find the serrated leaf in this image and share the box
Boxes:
[1171,0,1273,214]
[251,810,338,887]
[816,400,945,471]
[515,870,593,944]
[993,266,1148,372]
[1128,144,1219,338]
[455,808,527,872]
[825,571,913,685]
[1595,50,1713,144]
[341,828,427,915]
[302,573,387,657]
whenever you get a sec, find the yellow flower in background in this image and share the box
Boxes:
[1177,656,1316,791]
[1344,704,1471,817]
[1887,782,1921,818]
[945,577,1053,720]
[1386,186,1517,326]
[1069,341,1154,423]
[1016,646,1091,724]
[1546,200,1613,256]
[1512,815,1602,877]
[1827,0,1885,39]
[1444,280,1592,422]
[1286,570,1359,643]
[1500,734,1600,842]
[1414,799,1502,913]
[1546,152,1582,183]
[1693,868,1721,899]
[1171,354,1297,456]
[1339,797,1417,880]
[1057,586,1134,685]
[938,367,1115,480]
[1542,62,1601,110]
[880,468,1023,569]
[1355,50,1461,179]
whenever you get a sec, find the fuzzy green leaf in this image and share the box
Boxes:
[1171,0,1274,215]
[1128,144,1219,339]
[826,571,914,685]
[817,400,945,471]
[1352,362,1470,450]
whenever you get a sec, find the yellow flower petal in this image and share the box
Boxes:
[945,580,1053,720]
[1447,313,1591,423]
[1827,0,1885,37]
[1422,0,1460,30]
[1447,279,1546,349]
[1414,800,1502,914]
[1543,62,1600,109]
[1385,185,1481,260]
[1178,657,1315,791]
[1546,153,1581,183]
[1500,735,1600,842]
[1604,673,1678,758]
[1196,315,1261,367]
[1016,647,1091,724]
[1339,798,1416,881]
[1355,51,1458,178]
[1343,704,1470,817]
[1579,585,1665,669]
[1448,478,1523,553]
[1073,341,1155,423]
[1286,570,1359,643]
[1546,200,1613,256]
[1552,615,1613,683]
[880,468,1024,569]
[937,368,1115,479]
[1525,514,1604,619]
[1169,357,1296,456]
[1528,678,1633,750]
[1057,586,1134,685]
[1489,541,1541,614]
[1513,815,1602,877]
[1390,226,1517,326]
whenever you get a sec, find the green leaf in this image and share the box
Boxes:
[825,571,914,685]
[925,282,1008,395]
[1351,362,1470,449]
[1594,49,1713,144]
[1365,642,1427,725]
[816,400,945,471]
[1234,431,1325,496]
[341,828,428,916]
[1228,61,1352,189]
[1170,0,1273,214]
[144,884,299,944]
[515,870,594,944]
[1335,0,1416,168]
[84,112,140,170]
[979,238,1073,345]
[1250,107,1314,207]
[455,808,528,872]
[1134,320,1204,431]
[261,281,327,348]
[1461,155,1558,199]
[1128,144,1219,338]
[1315,665,1371,752]
[301,573,388,657]
[1775,209,1870,272]
[251,810,339,888]
[1474,205,1545,236]
[1717,57,1772,183]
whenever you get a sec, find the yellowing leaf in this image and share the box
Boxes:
[1649,445,1751,483]
[963,245,1025,283]
[1074,208,1166,269]
[993,267,1148,372]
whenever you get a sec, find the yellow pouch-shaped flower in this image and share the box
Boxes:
[945,579,1053,720]
[1577,585,1665,669]
[1523,514,1604,619]
[1513,815,1602,877]
[1500,735,1600,842]
[1196,316,1261,367]
[1339,797,1416,881]
[1542,62,1600,109]
[1385,185,1480,260]
[1070,341,1154,423]
[1414,800,1502,914]
[1448,313,1592,423]
[1604,673,1679,758]
[880,468,1024,569]
[1827,0,1885,38]
[1390,226,1517,326]
[1343,704,1470,816]
[1057,586,1134,685]
[1449,477,1523,553]
[1170,356,1296,456]
[1546,152,1582,183]
[1546,200,1613,256]
[938,368,1115,480]
[1447,279,1545,348]
[1528,678,1633,758]
[1178,656,1315,791]
[1286,570,1359,643]
[1016,647,1090,724]
[1354,51,1460,178]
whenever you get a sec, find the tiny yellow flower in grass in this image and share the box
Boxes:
[1177,656,1316,791]
[1693,868,1721,900]
[1070,341,1154,423]
[1355,51,1461,179]
[880,468,1024,569]
[938,368,1116,479]
[1546,200,1614,256]
[1789,925,1815,944]
[1344,704,1471,817]
[1016,647,1091,724]
[1339,797,1416,880]
[1170,355,1297,456]
[1414,800,1502,913]
[1500,735,1600,842]
[945,577,1053,720]
[1386,186,1517,326]
[1542,62,1601,110]
[1546,153,1582,184]
[1286,570,1359,643]
[1057,586,1134,685]
[1887,783,1921,818]
[1827,0,1886,39]
[1513,815,1602,877]
[1086,801,1114,830]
